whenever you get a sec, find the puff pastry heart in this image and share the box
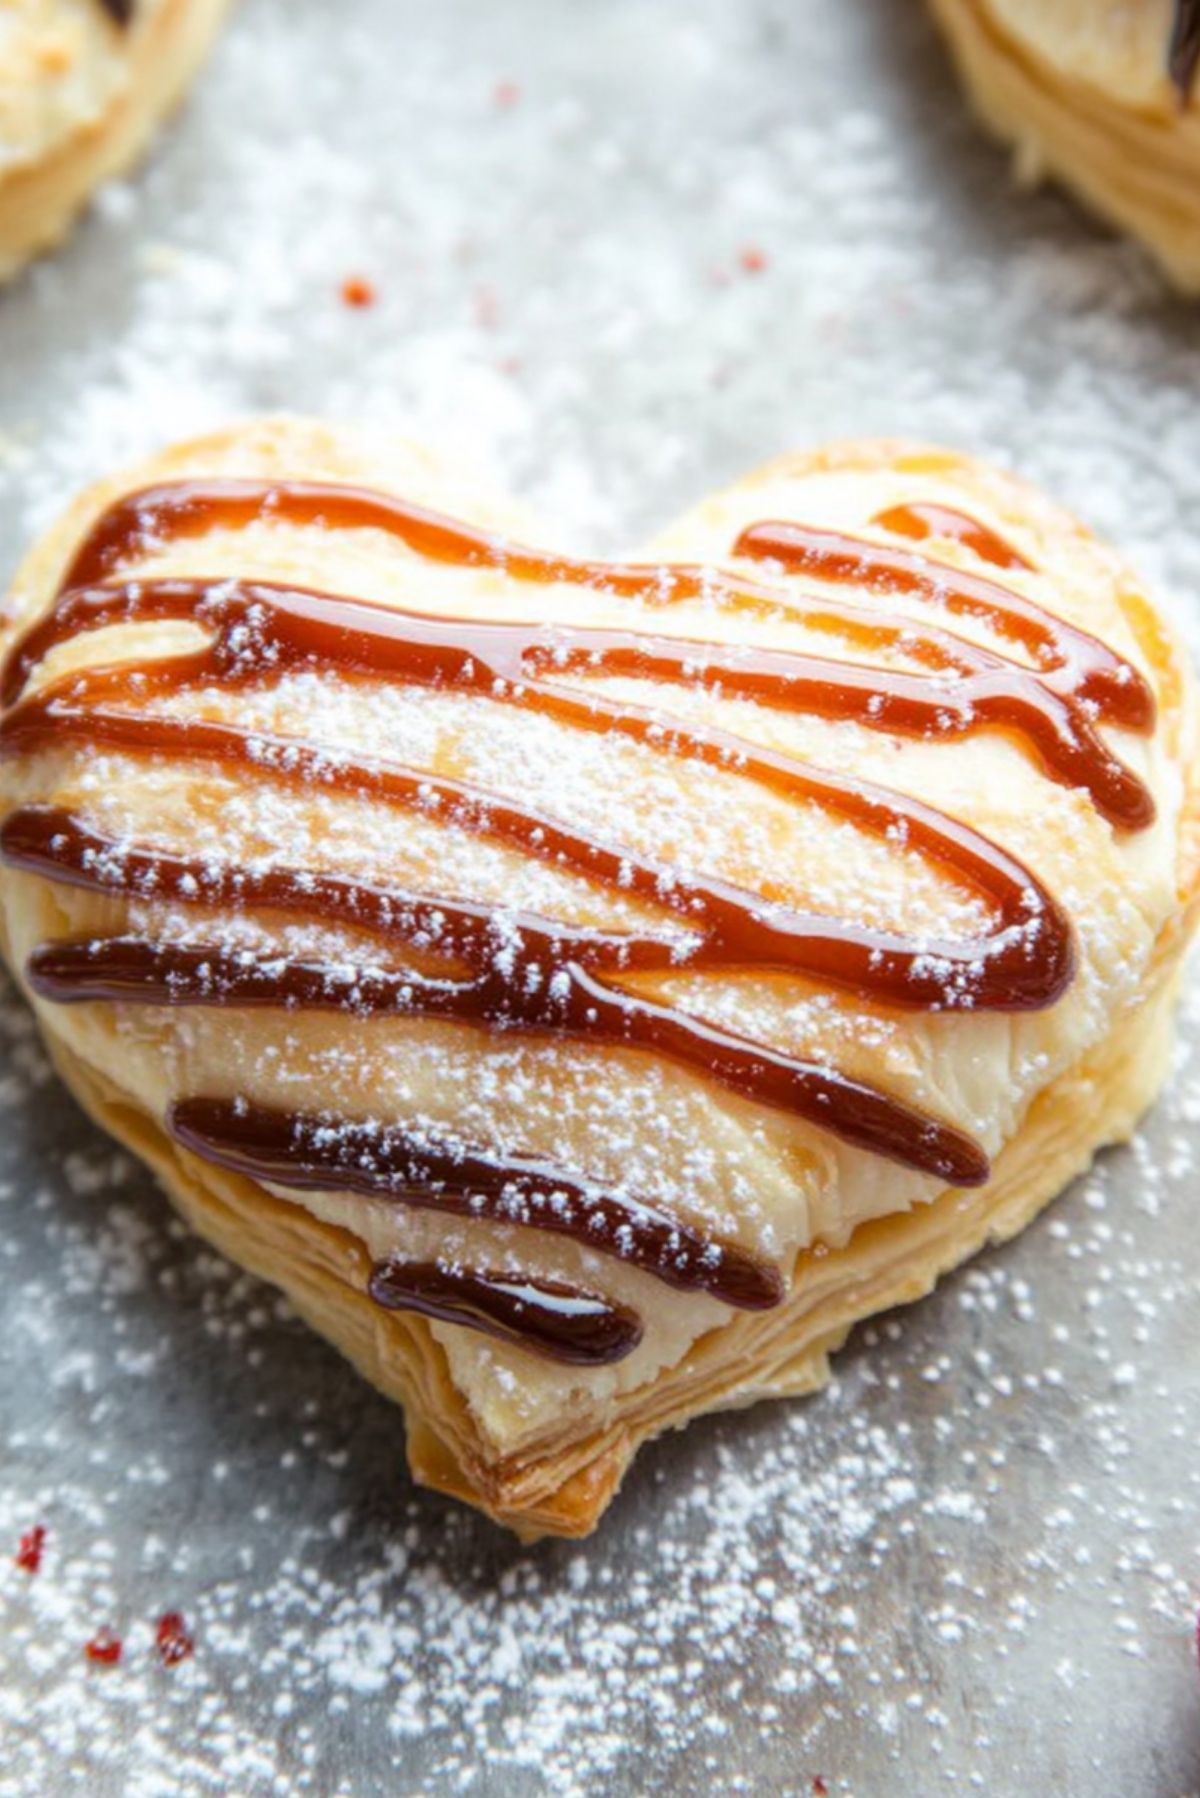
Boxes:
[1,420,1196,1537]
[929,0,1200,291]
[0,0,231,282]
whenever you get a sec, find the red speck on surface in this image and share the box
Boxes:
[812,1780,829,1797]
[340,276,376,309]
[474,286,499,330]
[15,1526,45,1573]
[155,1611,194,1667]
[84,1628,122,1666]
[494,79,520,107]
[739,245,768,275]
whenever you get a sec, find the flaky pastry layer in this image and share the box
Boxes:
[0,0,230,282]
[930,0,1200,291]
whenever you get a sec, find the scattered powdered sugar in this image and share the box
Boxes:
[3,0,1200,1791]
[2,1014,1200,1794]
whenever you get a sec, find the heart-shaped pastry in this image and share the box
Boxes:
[930,0,1200,290]
[1,420,1196,1536]
[0,0,231,283]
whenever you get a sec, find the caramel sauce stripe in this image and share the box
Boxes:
[169,1097,785,1312]
[367,1260,645,1367]
[0,570,1152,830]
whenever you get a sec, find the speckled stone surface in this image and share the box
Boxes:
[1,1,1200,1792]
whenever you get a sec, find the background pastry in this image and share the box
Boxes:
[0,0,231,283]
[0,419,1195,1537]
[929,0,1200,291]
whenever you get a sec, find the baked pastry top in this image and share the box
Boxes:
[930,0,1200,291]
[1,420,1196,1535]
[0,0,230,281]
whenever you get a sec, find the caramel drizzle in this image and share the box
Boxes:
[169,1097,784,1310]
[4,480,1152,833]
[872,502,1033,572]
[4,812,988,1186]
[0,477,1157,1362]
[0,569,1086,994]
[367,1260,644,1366]
[1,559,1149,834]
[1171,0,1200,101]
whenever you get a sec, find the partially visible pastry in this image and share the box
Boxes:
[0,0,231,283]
[1,420,1196,1537]
[929,0,1200,291]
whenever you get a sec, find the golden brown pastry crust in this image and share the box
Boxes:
[1,419,1196,1536]
[0,0,231,282]
[929,0,1200,291]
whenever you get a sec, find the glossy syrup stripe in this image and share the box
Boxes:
[0,479,1156,1363]
[168,1097,785,1311]
[366,1260,644,1366]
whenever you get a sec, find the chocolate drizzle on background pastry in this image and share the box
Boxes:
[1170,0,1200,102]
[98,0,135,25]
[0,480,1158,1364]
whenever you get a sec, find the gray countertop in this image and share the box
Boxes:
[2,1,1200,1792]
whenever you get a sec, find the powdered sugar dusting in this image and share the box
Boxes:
[2,1034,1199,1793]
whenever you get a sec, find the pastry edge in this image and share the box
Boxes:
[0,0,232,285]
[929,0,1200,293]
